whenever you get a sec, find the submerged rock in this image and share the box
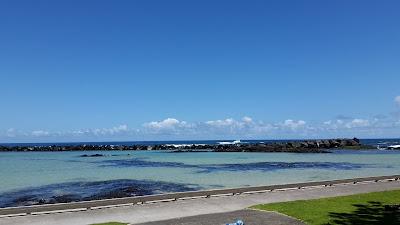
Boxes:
[0,179,199,208]
[80,154,105,157]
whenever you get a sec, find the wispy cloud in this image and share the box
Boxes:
[144,118,189,130]
[2,96,400,142]
[31,130,50,137]
[282,119,306,130]
[142,118,194,136]
[6,128,18,138]
[395,96,400,106]
[140,116,312,139]
[345,119,370,128]
[70,124,131,137]
[0,115,398,142]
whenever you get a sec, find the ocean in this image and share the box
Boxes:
[0,138,399,207]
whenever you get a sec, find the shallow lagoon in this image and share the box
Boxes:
[1,150,400,207]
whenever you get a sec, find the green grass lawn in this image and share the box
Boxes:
[91,222,128,225]
[252,190,400,225]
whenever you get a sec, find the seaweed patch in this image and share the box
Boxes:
[0,179,200,208]
[96,158,372,173]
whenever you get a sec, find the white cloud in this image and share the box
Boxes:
[31,130,50,137]
[204,118,246,136]
[201,117,277,138]
[1,118,312,141]
[6,128,17,137]
[204,117,309,137]
[242,116,253,123]
[395,96,400,106]
[345,119,370,128]
[206,116,253,128]
[0,125,133,141]
[77,124,130,136]
[282,119,306,130]
[3,110,400,141]
[322,120,341,130]
[72,130,86,136]
[144,118,189,129]
[206,118,236,127]
[322,118,371,130]
[142,118,194,135]
[110,124,128,133]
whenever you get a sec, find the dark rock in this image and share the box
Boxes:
[51,194,81,203]
[0,138,366,153]
[80,154,105,157]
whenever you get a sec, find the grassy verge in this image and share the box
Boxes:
[252,190,400,225]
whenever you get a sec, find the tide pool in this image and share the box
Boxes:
[0,150,399,207]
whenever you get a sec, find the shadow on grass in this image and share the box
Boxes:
[326,201,400,225]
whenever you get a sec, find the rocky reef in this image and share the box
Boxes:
[0,138,373,153]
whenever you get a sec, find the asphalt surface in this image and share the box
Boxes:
[0,180,399,225]
[135,209,305,225]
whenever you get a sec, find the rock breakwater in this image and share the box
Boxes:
[0,138,373,153]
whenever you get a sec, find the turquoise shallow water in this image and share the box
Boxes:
[0,150,400,207]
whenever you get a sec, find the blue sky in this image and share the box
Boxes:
[1,0,400,142]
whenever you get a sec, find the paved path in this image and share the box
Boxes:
[1,180,399,225]
[136,209,304,225]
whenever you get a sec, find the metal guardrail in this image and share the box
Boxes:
[0,175,399,216]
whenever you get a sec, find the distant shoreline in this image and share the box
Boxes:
[0,138,377,153]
